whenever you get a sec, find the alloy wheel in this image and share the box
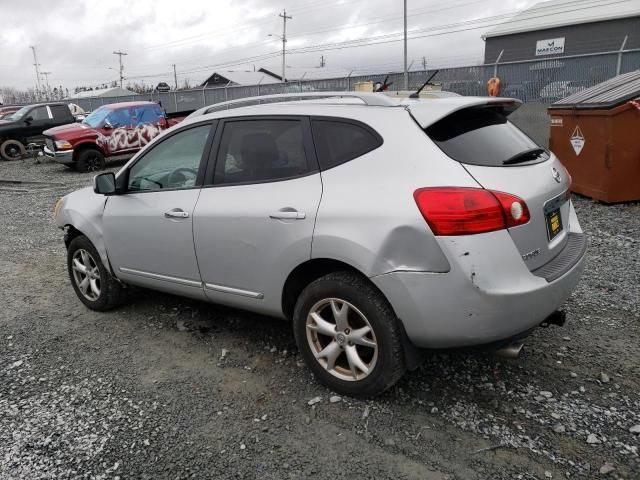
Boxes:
[306,298,378,381]
[71,249,101,301]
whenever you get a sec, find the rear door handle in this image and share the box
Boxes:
[269,210,306,220]
[164,209,189,219]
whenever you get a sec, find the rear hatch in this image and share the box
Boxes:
[410,100,571,271]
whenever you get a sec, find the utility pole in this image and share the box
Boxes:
[320,55,326,68]
[30,46,42,97]
[422,56,427,71]
[113,50,128,88]
[172,63,178,90]
[403,0,408,90]
[279,9,292,82]
[41,71,52,99]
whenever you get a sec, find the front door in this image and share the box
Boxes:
[193,117,322,315]
[103,122,215,299]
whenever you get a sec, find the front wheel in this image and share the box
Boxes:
[293,271,406,397]
[0,139,26,161]
[67,235,127,311]
[75,148,105,172]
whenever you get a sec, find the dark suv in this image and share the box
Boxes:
[0,102,75,161]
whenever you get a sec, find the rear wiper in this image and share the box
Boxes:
[503,148,547,165]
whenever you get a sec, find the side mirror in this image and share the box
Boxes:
[93,172,117,195]
[103,120,113,129]
[24,116,33,124]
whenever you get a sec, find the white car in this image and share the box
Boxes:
[55,92,586,396]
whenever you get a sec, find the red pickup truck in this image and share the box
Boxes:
[44,101,182,172]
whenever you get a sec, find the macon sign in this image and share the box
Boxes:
[536,37,565,56]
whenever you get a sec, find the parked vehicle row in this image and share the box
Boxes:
[55,92,586,396]
[0,100,181,168]
[44,102,183,172]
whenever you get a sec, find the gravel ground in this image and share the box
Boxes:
[1,157,638,480]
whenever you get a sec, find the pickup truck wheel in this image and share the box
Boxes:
[0,140,26,161]
[75,149,105,172]
[293,271,406,397]
[67,235,127,311]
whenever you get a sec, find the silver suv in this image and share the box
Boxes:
[55,92,586,396]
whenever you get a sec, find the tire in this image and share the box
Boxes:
[0,139,26,161]
[293,271,406,397]
[75,148,105,172]
[67,235,127,311]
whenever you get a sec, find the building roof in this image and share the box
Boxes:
[550,69,640,109]
[483,0,640,39]
[199,71,280,87]
[69,87,137,99]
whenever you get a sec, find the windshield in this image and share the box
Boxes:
[5,106,31,121]
[82,106,112,128]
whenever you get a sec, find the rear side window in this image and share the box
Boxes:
[425,106,548,167]
[133,106,164,125]
[311,119,382,170]
[214,120,312,185]
[50,105,71,120]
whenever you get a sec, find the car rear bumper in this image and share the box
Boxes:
[372,227,586,349]
[44,146,74,165]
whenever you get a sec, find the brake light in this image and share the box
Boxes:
[413,187,530,236]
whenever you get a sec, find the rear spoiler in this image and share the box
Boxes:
[407,97,522,128]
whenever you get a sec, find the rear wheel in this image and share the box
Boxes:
[75,148,105,172]
[67,235,127,311]
[0,139,26,161]
[293,271,406,397]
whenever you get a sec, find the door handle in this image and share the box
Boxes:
[164,209,189,219]
[269,210,306,220]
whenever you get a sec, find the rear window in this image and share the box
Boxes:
[311,119,382,170]
[425,106,548,167]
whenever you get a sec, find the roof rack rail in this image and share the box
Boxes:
[190,91,399,117]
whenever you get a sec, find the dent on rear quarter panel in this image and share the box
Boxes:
[312,107,475,277]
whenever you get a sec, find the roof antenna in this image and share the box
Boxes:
[410,70,439,99]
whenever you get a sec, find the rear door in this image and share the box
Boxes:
[418,103,571,271]
[132,105,165,149]
[192,116,322,315]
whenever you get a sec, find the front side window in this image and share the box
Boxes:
[127,124,211,192]
[30,106,50,121]
[214,119,310,185]
[311,119,382,170]
[106,108,133,128]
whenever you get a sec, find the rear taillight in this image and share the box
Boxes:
[413,187,530,236]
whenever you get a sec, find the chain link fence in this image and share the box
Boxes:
[61,50,639,148]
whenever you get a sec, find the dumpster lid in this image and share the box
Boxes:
[549,70,640,110]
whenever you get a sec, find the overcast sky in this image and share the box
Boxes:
[0,0,535,90]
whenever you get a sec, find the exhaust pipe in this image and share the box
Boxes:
[494,342,524,359]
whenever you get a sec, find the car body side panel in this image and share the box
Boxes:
[372,216,585,348]
[312,108,477,277]
[193,173,323,318]
[55,187,111,272]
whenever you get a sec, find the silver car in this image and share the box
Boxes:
[55,92,586,396]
